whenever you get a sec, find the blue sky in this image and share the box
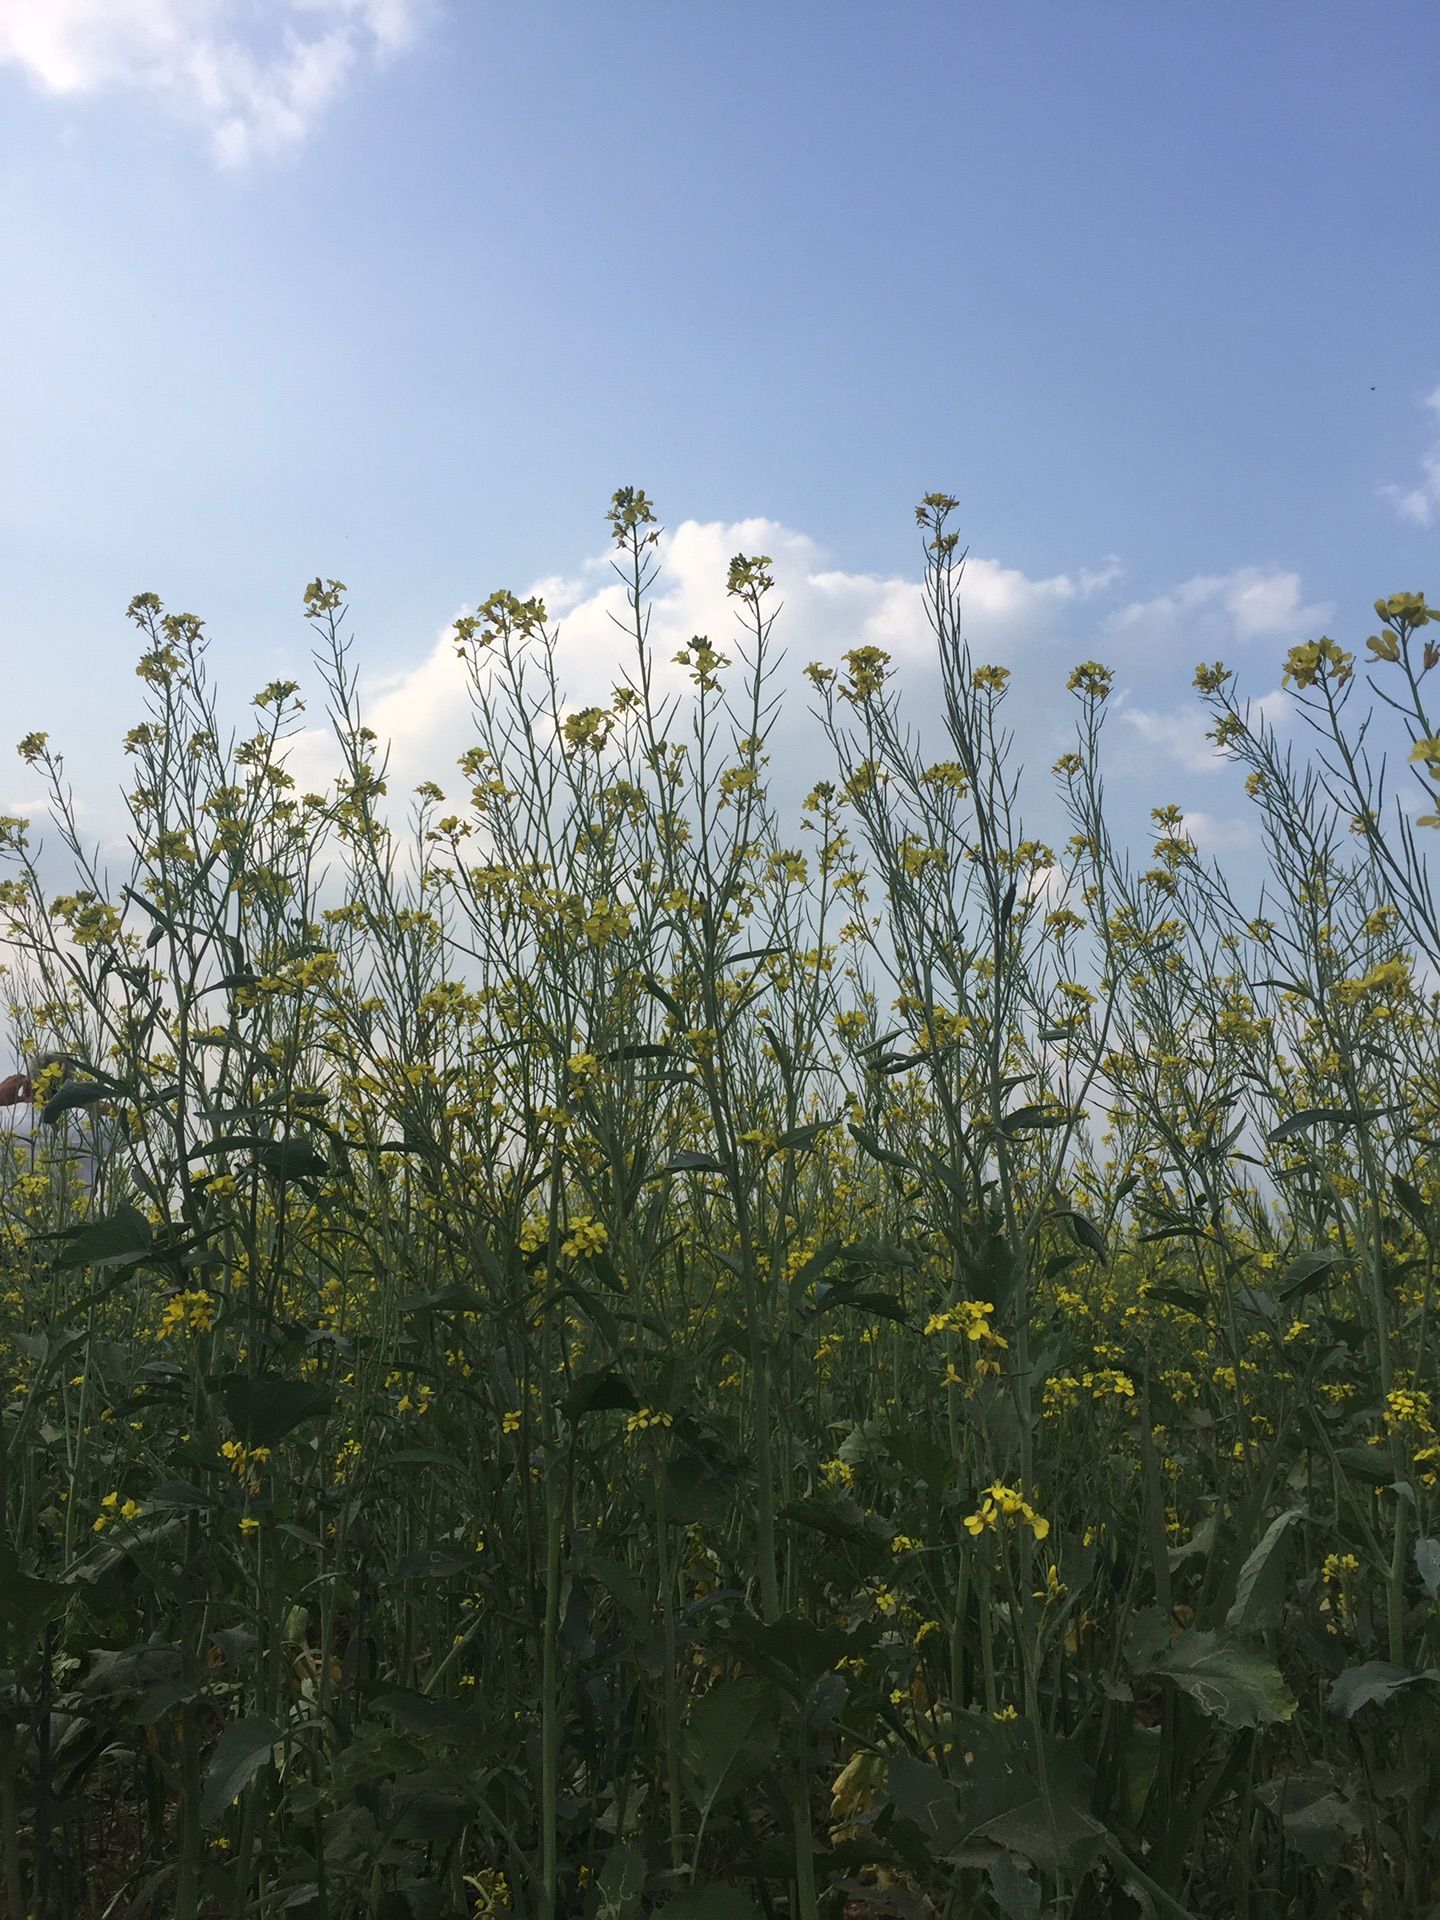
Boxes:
[2,0,1438,866]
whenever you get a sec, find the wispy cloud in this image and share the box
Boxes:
[1106,566,1330,655]
[0,0,428,165]
[1382,384,1440,528]
[1121,689,1290,776]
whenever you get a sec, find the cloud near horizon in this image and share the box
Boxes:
[286,513,1123,804]
[0,0,426,165]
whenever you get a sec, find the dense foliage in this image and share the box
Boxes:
[2,493,1439,1920]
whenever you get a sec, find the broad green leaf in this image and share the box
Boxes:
[0,1546,67,1654]
[987,1852,1041,1920]
[680,1676,779,1812]
[201,1714,283,1823]
[1141,1626,1296,1728]
[771,1118,834,1153]
[592,1843,646,1920]
[978,1793,1106,1877]
[885,1751,965,1852]
[55,1204,153,1271]
[1391,1172,1430,1232]
[257,1139,329,1180]
[218,1374,332,1447]
[563,1369,640,1421]
[1265,1105,1394,1145]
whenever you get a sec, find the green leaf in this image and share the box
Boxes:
[55,1204,154,1271]
[663,1447,740,1527]
[771,1119,834,1154]
[218,1374,332,1447]
[680,1676,779,1813]
[1334,1445,1393,1485]
[1226,1510,1304,1633]
[1265,1106,1391,1145]
[998,1103,1070,1136]
[1139,1626,1296,1729]
[201,1714,283,1823]
[1328,1661,1440,1717]
[396,1281,488,1315]
[1392,1172,1430,1233]
[977,1794,1107,1878]
[885,1751,965,1852]
[987,1853,1041,1920]
[563,1370,640,1421]
[663,1151,726,1175]
[384,1546,477,1584]
[1415,1536,1440,1600]
[661,1890,763,1920]
[846,1124,917,1171]
[811,1283,909,1324]
[592,1843,646,1920]
[41,1080,105,1123]
[1277,1250,1343,1301]
[0,1546,68,1655]
[1049,1208,1108,1261]
[257,1139,329,1180]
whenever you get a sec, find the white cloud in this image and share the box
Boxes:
[1121,687,1290,775]
[1120,705,1226,775]
[1106,566,1330,655]
[286,512,1116,803]
[0,0,427,164]
[1382,384,1440,528]
[1175,809,1257,857]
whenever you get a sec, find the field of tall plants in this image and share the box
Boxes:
[2,490,1439,1920]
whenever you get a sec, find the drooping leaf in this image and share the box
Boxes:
[885,1751,965,1853]
[201,1714,283,1823]
[1391,1172,1430,1232]
[41,1080,106,1123]
[1328,1661,1440,1718]
[1277,1251,1343,1301]
[1334,1445,1393,1486]
[1266,1106,1392,1145]
[771,1119,835,1154]
[1415,1536,1440,1600]
[592,1844,646,1920]
[977,1793,1107,1878]
[1049,1208,1108,1261]
[1226,1509,1304,1632]
[846,1124,917,1172]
